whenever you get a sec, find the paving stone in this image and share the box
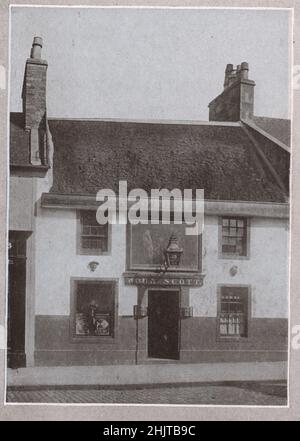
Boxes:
[6,382,287,406]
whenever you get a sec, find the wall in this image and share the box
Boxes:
[209,80,255,122]
[34,208,136,316]
[180,214,289,363]
[192,215,289,319]
[9,175,37,366]
[9,176,35,231]
[33,200,289,365]
[34,197,139,365]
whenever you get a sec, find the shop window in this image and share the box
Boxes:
[71,280,117,340]
[218,286,250,338]
[220,217,249,258]
[77,210,109,255]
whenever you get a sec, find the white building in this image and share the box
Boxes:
[8,38,290,368]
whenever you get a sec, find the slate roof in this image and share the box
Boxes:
[10,112,290,203]
[42,118,287,203]
[251,116,291,147]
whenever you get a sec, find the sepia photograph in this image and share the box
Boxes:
[5,5,291,407]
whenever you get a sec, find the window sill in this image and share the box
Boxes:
[77,251,111,256]
[219,254,250,261]
[70,336,116,344]
[217,336,249,342]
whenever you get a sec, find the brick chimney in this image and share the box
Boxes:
[208,62,255,122]
[22,37,48,165]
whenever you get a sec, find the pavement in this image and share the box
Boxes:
[6,381,287,405]
[7,361,287,388]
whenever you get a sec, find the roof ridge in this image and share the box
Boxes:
[47,117,242,127]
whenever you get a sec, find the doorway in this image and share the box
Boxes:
[7,231,28,368]
[148,290,180,360]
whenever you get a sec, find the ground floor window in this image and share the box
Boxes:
[218,286,250,338]
[71,280,117,340]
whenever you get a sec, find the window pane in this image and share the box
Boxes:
[222,244,236,254]
[82,225,91,235]
[237,228,244,237]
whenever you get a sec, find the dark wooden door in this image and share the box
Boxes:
[7,232,27,368]
[148,290,180,360]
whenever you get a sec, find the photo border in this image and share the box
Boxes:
[0,0,297,421]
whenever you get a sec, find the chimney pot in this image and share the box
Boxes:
[224,63,234,88]
[241,61,249,79]
[225,63,234,73]
[228,71,237,87]
[31,36,43,59]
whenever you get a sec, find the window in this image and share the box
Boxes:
[218,286,249,338]
[78,210,109,254]
[221,217,248,257]
[71,280,116,340]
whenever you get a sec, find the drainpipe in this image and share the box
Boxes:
[135,314,139,365]
[134,288,147,365]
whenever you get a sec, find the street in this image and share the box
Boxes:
[6,381,287,405]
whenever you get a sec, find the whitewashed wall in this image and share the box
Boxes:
[9,177,34,230]
[34,172,137,316]
[33,197,289,319]
[191,216,289,319]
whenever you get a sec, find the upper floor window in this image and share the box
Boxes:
[220,217,249,258]
[77,210,109,255]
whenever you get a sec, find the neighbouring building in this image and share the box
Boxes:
[8,38,290,368]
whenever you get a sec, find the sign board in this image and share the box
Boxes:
[124,274,204,287]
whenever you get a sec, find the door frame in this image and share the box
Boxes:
[147,287,181,360]
[7,230,32,368]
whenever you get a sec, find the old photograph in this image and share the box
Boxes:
[6,5,291,406]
